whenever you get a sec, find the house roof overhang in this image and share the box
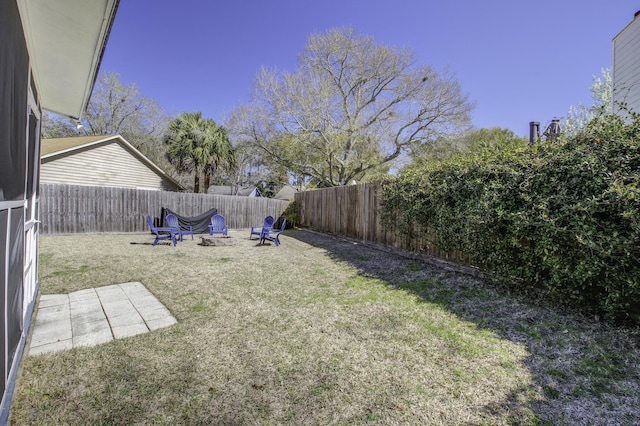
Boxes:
[17,0,120,120]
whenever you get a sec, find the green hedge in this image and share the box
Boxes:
[280,200,301,229]
[381,114,640,322]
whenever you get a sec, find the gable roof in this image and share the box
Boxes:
[208,185,261,197]
[41,134,184,190]
[17,0,120,120]
[274,184,299,200]
[41,134,112,156]
[238,186,261,197]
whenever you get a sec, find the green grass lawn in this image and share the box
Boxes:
[10,229,640,425]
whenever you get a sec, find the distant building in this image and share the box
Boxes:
[208,185,261,197]
[274,184,300,201]
[41,135,184,191]
[612,11,640,114]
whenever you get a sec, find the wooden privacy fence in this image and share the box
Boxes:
[295,182,472,268]
[40,184,289,234]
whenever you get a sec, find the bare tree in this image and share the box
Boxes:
[41,111,79,139]
[83,72,169,138]
[42,72,169,143]
[86,72,174,174]
[562,68,612,138]
[227,27,473,186]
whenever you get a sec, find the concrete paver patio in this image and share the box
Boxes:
[28,282,176,356]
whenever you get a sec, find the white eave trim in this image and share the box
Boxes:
[17,0,119,120]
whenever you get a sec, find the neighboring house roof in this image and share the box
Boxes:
[41,134,184,191]
[17,0,120,119]
[238,186,261,197]
[274,184,299,201]
[208,185,261,197]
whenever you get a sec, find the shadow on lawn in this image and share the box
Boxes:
[287,229,640,425]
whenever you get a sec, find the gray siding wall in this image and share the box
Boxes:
[613,15,640,113]
[41,141,177,191]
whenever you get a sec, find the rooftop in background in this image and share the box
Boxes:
[274,184,300,201]
[208,185,261,197]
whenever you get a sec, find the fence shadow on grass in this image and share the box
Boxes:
[287,229,640,425]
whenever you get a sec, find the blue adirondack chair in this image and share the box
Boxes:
[208,214,228,236]
[250,215,274,240]
[166,213,194,241]
[146,215,179,246]
[260,219,286,246]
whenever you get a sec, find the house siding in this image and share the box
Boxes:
[41,141,178,191]
[612,14,640,113]
[0,0,41,417]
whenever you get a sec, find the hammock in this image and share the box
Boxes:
[161,207,218,234]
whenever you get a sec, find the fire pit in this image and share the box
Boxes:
[200,235,238,246]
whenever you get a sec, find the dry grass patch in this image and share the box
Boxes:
[10,230,640,425]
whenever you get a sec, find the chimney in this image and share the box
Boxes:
[529,121,540,143]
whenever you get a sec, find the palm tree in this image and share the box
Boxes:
[164,112,236,193]
[202,124,236,191]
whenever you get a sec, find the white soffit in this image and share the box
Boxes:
[17,0,119,120]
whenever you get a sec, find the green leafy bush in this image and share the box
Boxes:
[381,116,640,322]
[280,200,302,229]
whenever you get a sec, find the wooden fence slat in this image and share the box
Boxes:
[39,184,289,235]
[295,182,470,267]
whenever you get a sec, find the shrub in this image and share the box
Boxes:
[381,115,640,322]
[280,200,302,229]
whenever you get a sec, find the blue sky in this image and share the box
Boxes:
[100,0,636,137]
